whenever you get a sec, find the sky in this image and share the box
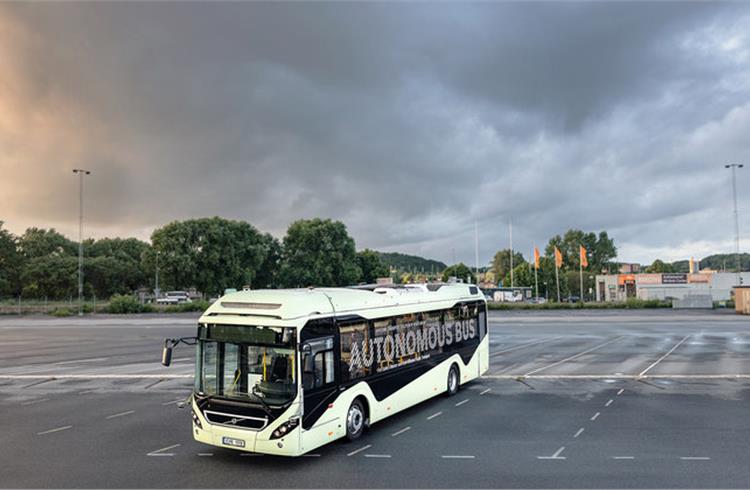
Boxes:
[1,2,749,267]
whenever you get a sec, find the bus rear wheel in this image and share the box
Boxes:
[345,399,365,441]
[447,365,459,396]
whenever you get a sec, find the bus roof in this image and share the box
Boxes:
[199,283,484,322]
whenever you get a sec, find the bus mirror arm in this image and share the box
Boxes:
[161,337,197,367]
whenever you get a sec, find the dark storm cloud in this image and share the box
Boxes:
[1,2,749,264]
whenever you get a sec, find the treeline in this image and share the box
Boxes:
[487,229,617,300]
[376,252,447,274]
[651,253,750,273]
[0,217,391,299]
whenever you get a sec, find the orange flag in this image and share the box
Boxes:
[580,245,588,268]
[554,246,563,268]
[534,247,540,269]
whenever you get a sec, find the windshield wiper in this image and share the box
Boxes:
[251,385,273,416]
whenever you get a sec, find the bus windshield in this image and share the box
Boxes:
[196,325,297,406]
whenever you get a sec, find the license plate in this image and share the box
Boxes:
[222,436,245,448]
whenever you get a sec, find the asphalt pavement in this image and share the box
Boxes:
[1,309,749,488]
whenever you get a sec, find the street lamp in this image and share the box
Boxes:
[73,169,91,316]
[725,164,744,285]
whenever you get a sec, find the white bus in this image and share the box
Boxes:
[162,283,489,456]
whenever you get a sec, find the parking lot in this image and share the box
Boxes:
[2,309,749,488]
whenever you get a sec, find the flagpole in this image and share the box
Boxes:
[509,220,514,288]
[579,259,584,303]
[534,252,539,301]
[555,262,560,302]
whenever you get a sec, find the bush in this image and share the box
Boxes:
[51,307,73,317]
[108,294,144,314]
[163,300,210,313]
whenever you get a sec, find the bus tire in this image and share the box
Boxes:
[345,399,366,441]
[446,364,460,397]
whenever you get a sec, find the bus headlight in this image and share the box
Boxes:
[270,417,299,439]
[191,408,203,429]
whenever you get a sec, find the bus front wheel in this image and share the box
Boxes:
[345,399,365,441]
[447,365,460,396]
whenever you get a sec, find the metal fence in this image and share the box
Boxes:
[0,297,109,315]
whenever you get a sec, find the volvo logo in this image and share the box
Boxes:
[227,418,240,425]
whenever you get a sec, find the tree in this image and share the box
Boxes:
[16,227,77,299]
[645,259,675,273]
[545,229,616,273]
[279,219,361,287]
[18,228,76,259]
[508,262,534,288]
[253,233,282,289]
[441,263,476,284]
[20,255,78,298]
[357,249,389,283]
[0,222,22,296]
[149,217,272,295]
[86,237,149,297]
[490,249,526,286]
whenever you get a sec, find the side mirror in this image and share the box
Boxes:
[161,341,173,367]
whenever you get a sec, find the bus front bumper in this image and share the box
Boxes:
[192,405,301,456]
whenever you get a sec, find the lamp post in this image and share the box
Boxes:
[725,164,744,285]
[73,169,91,316]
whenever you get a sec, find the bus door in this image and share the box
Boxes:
[300,336,340,450]
[478,305,489,375]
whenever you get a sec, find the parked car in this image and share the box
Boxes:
[156,291,192,305]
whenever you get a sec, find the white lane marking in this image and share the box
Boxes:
[147,443,180,456]
[441,455,475,459]
[77,390,96,395]
[613,456,635,460]
[54,357,110,365]
[638,335,691,377]
[484,374,750,379]
[524,336,627,376]
[479,388,491,395]
[364,454,391,458]
[617,388,624,396]
[347,444,371,457]
[161,399,184,406]
[303,453,321,457]
[106,410,135,419]
[574,428,584,438]
[0,374,193,379]
[22,398,49,405]
[537,446,566,460]
[591,412,600,421]
[427,411,443,420]
[391,426,411,437]
[198,453,213,457]
[37,425,72,435]
[605,399,613,407]
[680,456,711,460]
[455,399,469,407]
[490,337,562,357]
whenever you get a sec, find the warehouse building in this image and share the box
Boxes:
[595,272,750,302]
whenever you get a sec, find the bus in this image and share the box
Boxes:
[161,283,489,456]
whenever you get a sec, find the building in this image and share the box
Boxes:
[595,272,750,302]
[734,286,750,314]
[618,263,641,274]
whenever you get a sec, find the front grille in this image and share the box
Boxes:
[203,410,268,430]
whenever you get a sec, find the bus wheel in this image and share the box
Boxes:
[345,399,365,441]
[447,365,459,396]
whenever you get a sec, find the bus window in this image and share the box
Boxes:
[303,350,334,389]
[340,322,371,382]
